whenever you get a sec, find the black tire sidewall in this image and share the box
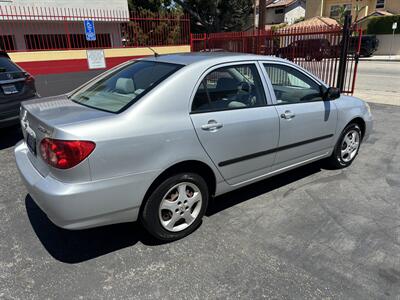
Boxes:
[332,124,362,168]
[141,173,209,241]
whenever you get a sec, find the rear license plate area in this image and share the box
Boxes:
[2,84,18,95]
[27,133,36,155]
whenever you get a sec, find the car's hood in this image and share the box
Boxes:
[21,94,112,127]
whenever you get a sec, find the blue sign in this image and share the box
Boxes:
[84,19,96,41]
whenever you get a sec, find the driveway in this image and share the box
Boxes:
[1,103,399,299]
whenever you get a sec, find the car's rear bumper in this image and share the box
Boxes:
[15,141,157,230]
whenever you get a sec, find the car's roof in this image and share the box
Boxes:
[141,52,285,66]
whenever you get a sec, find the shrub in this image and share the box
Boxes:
[366,15,400,35]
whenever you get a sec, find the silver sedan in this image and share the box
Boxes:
[15,53,373,241]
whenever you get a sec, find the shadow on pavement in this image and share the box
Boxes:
[0,125,22,151]
[207,162,322,216]
[26,162,323,264]
[25,196,163,264]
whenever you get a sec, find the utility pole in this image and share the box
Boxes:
[259,0,266,32]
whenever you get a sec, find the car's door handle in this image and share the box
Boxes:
[280,110,296,120]
[201,120,223,131]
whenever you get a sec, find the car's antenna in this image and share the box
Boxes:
[148,47,159,57]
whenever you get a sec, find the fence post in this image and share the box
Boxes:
[337,11,352,91]
[63,16,72,49]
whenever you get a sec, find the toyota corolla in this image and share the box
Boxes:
[15,53,373,241]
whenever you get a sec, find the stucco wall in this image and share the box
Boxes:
[265,2,305,25]
[1,21,123,50]
[306,0,389,20]
[375,34,400,55]
[265,7,285,24]
[0,0,129,12]
[285,4,306,24]
[305,0,322,19]
[0,0,129,20]
[379,1,400,14]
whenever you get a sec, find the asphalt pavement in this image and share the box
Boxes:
[35,70,104,98]
[1,103,400,299]
[354,60,400,106]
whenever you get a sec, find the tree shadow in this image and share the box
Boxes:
[26,161,323,264]
[0,124,22,151]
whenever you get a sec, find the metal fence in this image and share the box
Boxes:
[191,25,362,94]
[0,6,190,51]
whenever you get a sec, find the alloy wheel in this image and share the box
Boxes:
[340,129,360,162]
[158,182,202,232]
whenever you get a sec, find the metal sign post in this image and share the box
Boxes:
[390,22,397,60]
[84,19,96,41]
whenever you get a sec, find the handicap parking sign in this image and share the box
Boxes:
[84,19,96,41]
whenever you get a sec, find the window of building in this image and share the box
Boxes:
[330,4,352,18]
[24,33,112,50]
[275,8,284,14]
[191,64,266,113]
[376,0,385,9]
[0,35,16,51]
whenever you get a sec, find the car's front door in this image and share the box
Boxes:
[190,63,279,185]
[262,62,338,169]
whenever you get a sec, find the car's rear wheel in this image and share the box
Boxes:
[327,123,362,169]
[141,173,209,241]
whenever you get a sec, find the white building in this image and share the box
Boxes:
[0,0,129,51]
[255,0,306,28]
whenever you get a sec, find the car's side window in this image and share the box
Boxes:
[191,64,266,113]
[263,63,323,104]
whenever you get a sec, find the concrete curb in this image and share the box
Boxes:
[360,57,400,62]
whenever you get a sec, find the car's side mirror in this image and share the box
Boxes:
[322,87,340,101]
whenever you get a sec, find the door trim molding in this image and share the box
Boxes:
[218,134,334,167]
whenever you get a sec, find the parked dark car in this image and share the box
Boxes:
[349,35,379,57]
[276,39,332,61]
[0,51,37,128]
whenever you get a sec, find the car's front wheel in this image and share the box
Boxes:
[327,123,362,169]
[141,173,209,241]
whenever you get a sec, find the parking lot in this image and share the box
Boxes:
[1,96,400,298]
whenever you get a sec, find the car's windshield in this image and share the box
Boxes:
[70,61,182,113]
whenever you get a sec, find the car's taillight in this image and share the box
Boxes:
[24,72,35,86]
[40,138,95,169]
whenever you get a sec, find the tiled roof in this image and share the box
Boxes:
[287,16,340,28]
[266,0,297,8]
[357,9,394,23]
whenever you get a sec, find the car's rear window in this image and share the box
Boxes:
[70,61,183,113]
[0,57,21,73]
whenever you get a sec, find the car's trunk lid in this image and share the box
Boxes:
[20,95,112,177]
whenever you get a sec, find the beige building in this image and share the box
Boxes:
[306,0,400,21]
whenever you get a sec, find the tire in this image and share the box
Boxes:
[141,173,209,242]
[326,123,362,169]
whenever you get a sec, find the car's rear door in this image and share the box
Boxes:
[261,62,338,169]
[190,62,279,185]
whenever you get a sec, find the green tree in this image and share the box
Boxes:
[128,0,173,12]
[175,0,253,32]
